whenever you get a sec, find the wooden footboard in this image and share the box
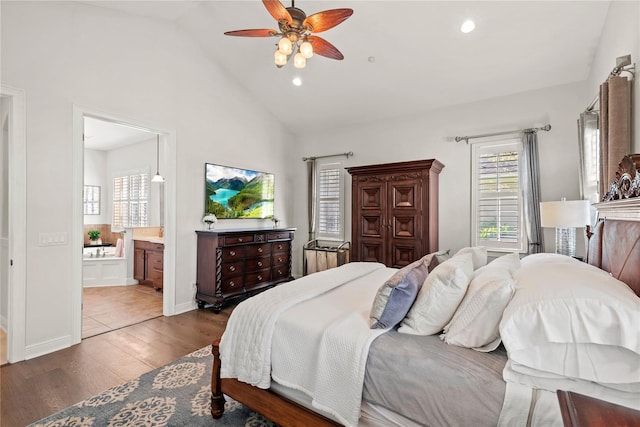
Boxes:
[211,339,341,427]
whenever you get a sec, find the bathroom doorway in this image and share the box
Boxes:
[75,109,176,340]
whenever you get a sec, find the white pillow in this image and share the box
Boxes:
[398,253,474,335]
[453,246,488,270]
[500,255,640,384]
[441,253,519,351]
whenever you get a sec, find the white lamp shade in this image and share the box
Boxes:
[540,200,591,228]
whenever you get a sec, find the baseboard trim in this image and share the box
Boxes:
[173,301,196,316]
[25,335,73,360]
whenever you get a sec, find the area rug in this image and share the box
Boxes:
[30,345,278,427]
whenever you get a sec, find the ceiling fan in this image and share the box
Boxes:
[224,0,353,69]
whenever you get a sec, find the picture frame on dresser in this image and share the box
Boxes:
[195,228,295,312]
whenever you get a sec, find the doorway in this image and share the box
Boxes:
[82,116,165,338]
[1,85,27,364]
[72,106,177,344]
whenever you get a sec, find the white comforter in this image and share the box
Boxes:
[220,262,395,427]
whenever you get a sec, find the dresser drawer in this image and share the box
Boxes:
[245,269,271,286]
[221,261,243,276]
[272,266,289,280]
[245,243,271,258]
[245,256,271,271]
[272,241,290,254]
[223,234,254,245]
[272,253,289,266]
[221,246,245,261]
[269,232,292,241]
[221,276,243,293]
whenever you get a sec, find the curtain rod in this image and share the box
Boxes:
[584,56,635,112]
[302,151,353,161]
[455,124,551,144]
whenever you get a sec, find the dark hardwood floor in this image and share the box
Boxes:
[0,305,234,427]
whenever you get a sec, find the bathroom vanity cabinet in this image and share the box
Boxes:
[134,240,164,290]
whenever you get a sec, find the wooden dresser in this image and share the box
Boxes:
[196,228,295,312]
[347,159,443,268]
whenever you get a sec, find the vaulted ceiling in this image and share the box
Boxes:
[82,1,610,135]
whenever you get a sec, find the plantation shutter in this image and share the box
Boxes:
[113,173,149,228]
[472,140,524,251]
[317,164,343,240]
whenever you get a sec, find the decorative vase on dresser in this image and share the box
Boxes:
[347,159,443,268]
[195,228,295,312]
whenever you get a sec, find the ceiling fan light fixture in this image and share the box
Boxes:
[278,36,293,55]
[293,52,306,68]
[300,40,313,59]
[274,49,288,66]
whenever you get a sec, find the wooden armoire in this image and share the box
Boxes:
[347,159,444,268]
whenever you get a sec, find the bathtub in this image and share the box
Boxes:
[83,246,136,287]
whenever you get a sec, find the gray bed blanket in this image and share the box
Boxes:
[363,331,508,426]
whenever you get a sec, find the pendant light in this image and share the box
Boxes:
[151,134,165,183]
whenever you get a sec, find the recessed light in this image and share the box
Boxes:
[461,19,475,33]
[292,77,302,86]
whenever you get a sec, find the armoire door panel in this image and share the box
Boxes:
[361,215,382,237]
[392,215,417,238]
[391,183,418,209]
[361,184,384,209]
[360,242,384,263]
[392,245,418,268]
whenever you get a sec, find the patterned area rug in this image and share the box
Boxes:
[30,345,278,427]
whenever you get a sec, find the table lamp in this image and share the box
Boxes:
[540,198,591,258]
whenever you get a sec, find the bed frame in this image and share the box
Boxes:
[210,154,640,426]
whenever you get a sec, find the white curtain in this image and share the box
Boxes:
[307,159,317,242]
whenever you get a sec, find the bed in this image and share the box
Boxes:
[210,156,640,427]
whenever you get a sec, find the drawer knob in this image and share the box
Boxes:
[277,258,282,263]
[230,250,236,256]
[257,275,263,281]
[278,270,283,275]
[238,238,244,242]
[277,244,283,250]
[258,247,263,253]
[229,266,236,272]
[230,281,235,287]
[257,261,263,267]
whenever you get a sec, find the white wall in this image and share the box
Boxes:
[1,2,294,357]
[586,1,640,153]
[292,82,587,271]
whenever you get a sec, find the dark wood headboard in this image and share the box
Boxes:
[587,218,640,296]
[588,154,640,297]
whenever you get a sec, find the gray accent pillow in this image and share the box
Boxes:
[370,256,433,329]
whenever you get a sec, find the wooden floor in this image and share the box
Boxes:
[82,285,163,338]
[0,305,234,427]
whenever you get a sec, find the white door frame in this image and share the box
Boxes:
[2,85,27,363]
[71,105,177,344]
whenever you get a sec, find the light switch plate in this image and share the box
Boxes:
[39,232,67,246]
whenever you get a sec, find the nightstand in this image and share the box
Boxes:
[557,390,640,427]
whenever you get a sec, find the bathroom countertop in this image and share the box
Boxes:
[133,237,164,244]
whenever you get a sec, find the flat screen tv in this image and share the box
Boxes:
[205,163,275,219]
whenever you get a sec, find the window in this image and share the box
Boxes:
[113,172,149,228]
[83,185,100,215]
[471,139,525,252]
[316,162,344,241]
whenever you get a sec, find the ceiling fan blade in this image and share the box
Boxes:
[262,0,292,24]
[224,29,279,37]
[307,36,344,60]
[303,8,353,33]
